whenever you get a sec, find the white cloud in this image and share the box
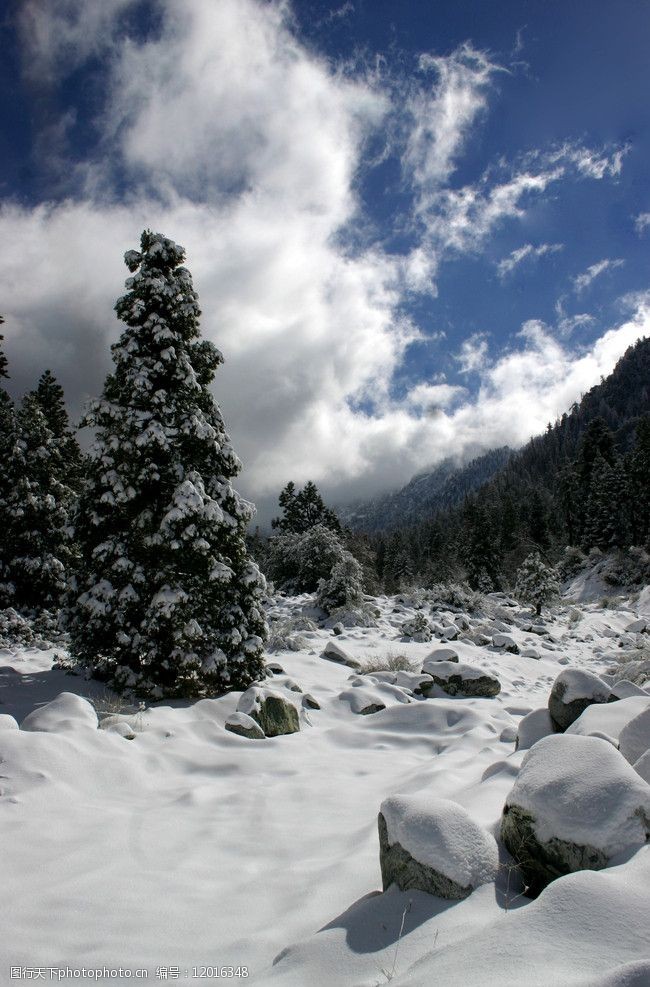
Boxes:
[497,242,563,279]
[573,258,625,294]
[403,43,501,193]
[455,333,490,373]
[634,212,650,235]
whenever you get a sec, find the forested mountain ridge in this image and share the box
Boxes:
[339,446,512,532]
[363,336,650,591]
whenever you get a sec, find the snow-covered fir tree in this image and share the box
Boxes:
[63,231,267,699]
[0,390,78,610]
[514,551,560,616]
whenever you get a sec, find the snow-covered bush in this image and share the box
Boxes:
[316,553,364,615]
[266,523,356,593]
[601,548,650,587]
[428,582,485,614]
[266,615,317,652]
[514,553,560,616]
[63,232,267,699]
[359,652,419,673]
[0,607,67,649]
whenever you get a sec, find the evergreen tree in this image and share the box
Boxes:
[0,394,77,610]
[63,231,267,699]
[272,480,341,534]
[461,501,501,591]
[514,552,560,615]
[582,453,629,551]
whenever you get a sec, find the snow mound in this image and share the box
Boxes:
[505,734,650,856]
[619,706,650,765]
[20,692,99,733]
[0,713,19,730]
[380,793,498,889]
[566,696,650,746]
[339,681,410,715]
[516,707,554,751]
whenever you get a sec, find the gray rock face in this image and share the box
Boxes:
[501,804,608,897]
[378,813,473,900]
[548,669,611,731]
[419,661,501,698]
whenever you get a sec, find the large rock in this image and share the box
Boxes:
[419,661,501,698]
[548,668,610,731]
[237,686,300,737]
[501,734,650,897]
[379,794,498,899]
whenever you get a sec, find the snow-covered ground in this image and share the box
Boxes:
[1,589,649,986]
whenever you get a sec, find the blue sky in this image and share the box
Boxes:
[1,0,649,518]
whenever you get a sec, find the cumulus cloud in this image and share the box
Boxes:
[497,242,563,279]
[573,258,625,294]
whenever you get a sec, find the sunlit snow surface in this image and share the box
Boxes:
[0,590,649,986]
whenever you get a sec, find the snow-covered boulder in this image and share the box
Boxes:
[321,640,361,670]
[237,686,300,737]
[566,697,650,748]
[501,734,650,896]
[395,670,433,693]
[225,711,266,740]
[516,707,554,751]
[422,647,459,669]
[492,633,519,654]
[625,618,647,634]
[419,662,501,698]
[102,719,137,740]
[21,693,99,733]
[619,707,650,766]
[520,646,541,660]
[302,693,321,710]
[0,714,19,730]
[548,668,611,731]
[378,794,498,899]
[265,662,285,676]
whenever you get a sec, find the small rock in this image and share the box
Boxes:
[520,647,541,660]
[266,662,285,676]
[332,623,344,636]
[225,712,266,740]
[302,693,321,710]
